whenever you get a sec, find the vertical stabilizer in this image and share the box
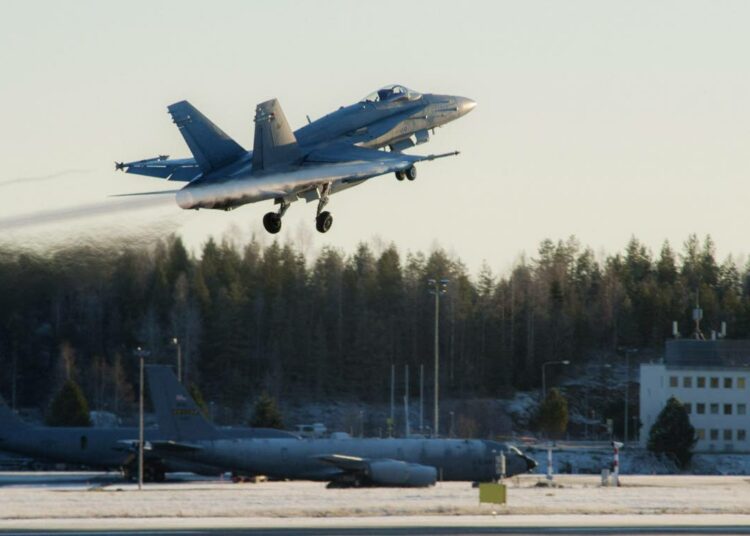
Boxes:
[145,365,217,441]
[252,99,303,171]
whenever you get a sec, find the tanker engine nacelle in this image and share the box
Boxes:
[365,459,437,487]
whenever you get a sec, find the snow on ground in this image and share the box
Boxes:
[2,474,750,520]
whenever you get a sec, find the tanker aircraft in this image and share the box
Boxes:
[0,394,295,482]
[116,85,476,234]
[146,366,537,487]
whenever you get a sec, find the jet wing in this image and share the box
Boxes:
[175,147,458,209]
[115,156,202,182]
[317,453,368,471]
[148,440,204,453]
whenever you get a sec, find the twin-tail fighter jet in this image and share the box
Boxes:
[116,85,476,234]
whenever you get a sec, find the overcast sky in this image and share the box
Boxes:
[1,1,749,274]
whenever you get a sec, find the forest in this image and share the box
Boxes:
[0,233,746,420]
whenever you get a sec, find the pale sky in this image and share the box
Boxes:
[1,1,749,274]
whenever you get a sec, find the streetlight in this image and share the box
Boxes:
[133,346,150,490]
[620,348,638,444]
[427,278,448,437]
[542,360,570,398]
[172,337,182,384]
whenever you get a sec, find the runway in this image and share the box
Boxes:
[3,516,750,536]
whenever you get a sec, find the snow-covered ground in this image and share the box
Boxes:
[2,474,750,520]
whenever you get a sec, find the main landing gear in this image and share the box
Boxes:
[262,199,290,234]
[315,183,333,234]
[395,166,417,181]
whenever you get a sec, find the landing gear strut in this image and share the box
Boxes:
[262,199,290,234]
[315,183,333,233]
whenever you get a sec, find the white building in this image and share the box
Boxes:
[640,340,750,453]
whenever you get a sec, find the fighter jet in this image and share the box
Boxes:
[116,85,476,234]
[0,393,295,481]
[146,366,536,487]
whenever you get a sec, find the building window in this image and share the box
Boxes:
[711,377,719,388]
[697,377,706,388]
[739,404,746,415]
[697,403,706,414]
[724,377,733,389]
[710,429,719,440]
[683,377,692,388]
[696,429,706,440]
[739,378,746,389]
[724,404,733,415]
[710,403,719,415]
[739,430,747,441]
[724,429,733,441]
[669,376,678,388]
[684,403,692,414]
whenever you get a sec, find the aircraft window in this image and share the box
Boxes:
[360,85,421,103]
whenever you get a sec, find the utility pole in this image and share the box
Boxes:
[172,337,182,383]
[419,363,424,434]
[389,364,395,437]
[134,347,150,490]
[428,278,448,437]
[404,364,410,437]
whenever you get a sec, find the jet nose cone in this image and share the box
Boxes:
[457,97,477,116]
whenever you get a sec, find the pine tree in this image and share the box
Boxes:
[537,388,568,438]
[647,396,696,469]
[251,391,284,429]
[46,380,91,427]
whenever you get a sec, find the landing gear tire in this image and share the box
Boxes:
[315,211,333,233]
[263,212,282,234]
[405,166,417,181]
[395,170,405,181]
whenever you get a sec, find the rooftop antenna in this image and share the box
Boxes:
[692,289,704,340]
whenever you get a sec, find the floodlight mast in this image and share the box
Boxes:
[427,278,448,437]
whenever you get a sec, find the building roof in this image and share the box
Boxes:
[666,339,750,368]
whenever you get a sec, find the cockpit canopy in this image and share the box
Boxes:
[360,85,422,103]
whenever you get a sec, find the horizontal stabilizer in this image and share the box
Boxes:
[168,101,246,174]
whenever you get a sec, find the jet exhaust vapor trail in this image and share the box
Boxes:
[0,169,93,188]
[0,193,176,232]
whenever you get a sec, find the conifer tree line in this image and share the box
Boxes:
[0,233,745,419]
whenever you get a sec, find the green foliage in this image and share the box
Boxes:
[251,391,284,429]
[647,396,696,469]
[537,388,569,438]
[0,233,747,415]
[46,380,91,427]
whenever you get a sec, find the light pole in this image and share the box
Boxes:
[172,337,182,384]
[542,360,570,399]
[133,346,150,490]
[621,348,638,444]
[428,278,448,437]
